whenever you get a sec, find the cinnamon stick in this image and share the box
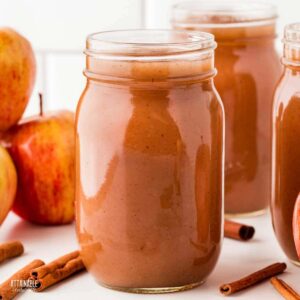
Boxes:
[0,241,24,264]
[271,277,300,300]
[0,259,44,300]
[219,262,287,296]
[224,219,255,241]
[30,250,85,292]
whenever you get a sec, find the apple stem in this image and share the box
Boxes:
[39,93,44,117]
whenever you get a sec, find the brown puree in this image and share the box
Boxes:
[173,17,282,215]
[273,93,300,263]
[76,31,224,291]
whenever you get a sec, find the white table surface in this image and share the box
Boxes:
[0,212,299,299]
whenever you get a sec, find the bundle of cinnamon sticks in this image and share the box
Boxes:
[0,241,85,300]
[30,250,85,292]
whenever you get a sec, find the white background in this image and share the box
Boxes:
[0,0,298,116]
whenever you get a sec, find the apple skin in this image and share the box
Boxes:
[0,146,17,224]
[3,111,75,225]
[0,28,36,132]
[293,193,300,259]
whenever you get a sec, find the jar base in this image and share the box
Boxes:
[225,208,267,219]
[99,281,204,294]
[289,259,300,267]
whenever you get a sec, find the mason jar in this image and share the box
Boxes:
[172,1,282,216]
[272,23,300,266]
[76,30,224,293]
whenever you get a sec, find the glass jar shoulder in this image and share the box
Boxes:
[76,80,223,129]
[273,70,300,113]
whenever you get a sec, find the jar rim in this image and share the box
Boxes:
[172,0,277,28]
[85,29,216,60]
[283,23,300,46]
[282,23,300,67]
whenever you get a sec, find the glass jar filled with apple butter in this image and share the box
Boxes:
[172,1,282,216]
[272,23,300,266]
[76,30,224,293]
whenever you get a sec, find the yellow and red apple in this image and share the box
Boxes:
[3,110,75,225]
[0,146,17,224]
[0,28,36,132]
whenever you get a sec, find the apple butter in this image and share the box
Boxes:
[76,30,224,292]
[172,1,282,215]
[272,23,300,266]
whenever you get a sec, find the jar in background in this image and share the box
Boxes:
[172,1,282,216]
[272,23,300,266]
[76,30,224,293]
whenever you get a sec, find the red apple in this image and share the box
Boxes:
[0,146,17,224]
[293,193,300,259]
[0,28,36,132]
[3,108,75,225]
